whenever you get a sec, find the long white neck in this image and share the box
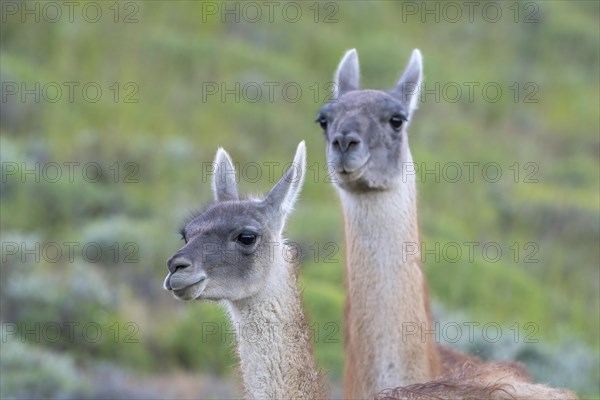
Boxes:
[340,145,440,397]
[227,251,324,399]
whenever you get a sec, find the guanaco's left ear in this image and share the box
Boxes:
[212,148,239,202]
[391,49,423,115]
[265,141,306,219]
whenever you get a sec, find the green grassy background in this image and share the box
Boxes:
[1,1,599,398]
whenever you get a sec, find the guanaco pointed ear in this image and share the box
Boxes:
[265,141,306,220]
[212,148,238,202]
[391,49,423,115]
[334,49,360,100]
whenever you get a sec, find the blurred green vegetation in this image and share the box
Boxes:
[1,1,598,398]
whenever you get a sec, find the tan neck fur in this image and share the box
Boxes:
[227,252,326,399]
[339,148,440,398]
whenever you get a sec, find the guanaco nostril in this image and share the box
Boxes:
[167,256,192,273]
[332,133,361,153]
[174,262,191,271]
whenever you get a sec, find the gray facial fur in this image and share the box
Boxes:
[163,142,306,302]
[317,49,423,192]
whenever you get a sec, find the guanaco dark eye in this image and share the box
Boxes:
[316,116,328,130]
[236,232,257,246]
[390,115,405,130]
[179,229,187,243]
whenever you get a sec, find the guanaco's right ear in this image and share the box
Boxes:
[212,148,238,202]
[334,49,360,100]
[265,141,306,220]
